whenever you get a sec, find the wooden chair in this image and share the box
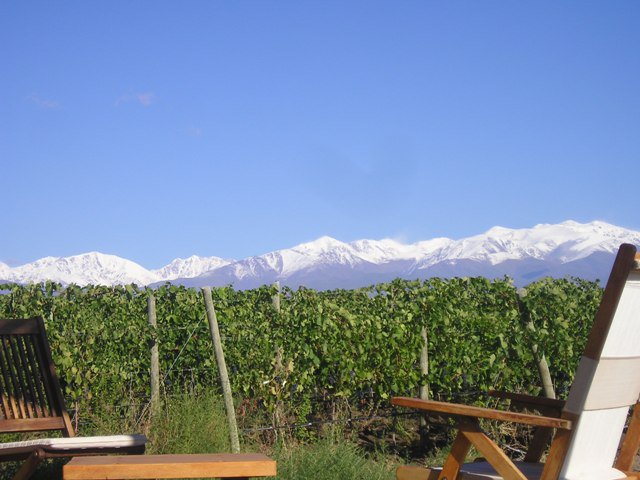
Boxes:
[0,317,147,480]
[393,243,640,480]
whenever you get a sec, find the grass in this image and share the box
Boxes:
[147,391,231,455]
[274,438,394,480]
[145,391,395,479]
[1,391,400,479]
[10,392,636,479]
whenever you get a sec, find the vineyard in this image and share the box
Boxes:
[0,277,602,430]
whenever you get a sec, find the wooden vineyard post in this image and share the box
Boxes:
[533,344,556,399]
[272,282,283,378]
[148,294,160,414]
[419,326,429,402]
[202,287,241,453]
[271,282,285,437]
[419,325,430,442]
[272,281,281,313]
[517,291,556,399]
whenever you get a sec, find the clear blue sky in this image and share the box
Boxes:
[2,1,639,268]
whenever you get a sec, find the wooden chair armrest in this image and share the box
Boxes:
[391,397,572,429]
[487,390,566,411]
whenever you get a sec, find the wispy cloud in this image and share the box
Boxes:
[186,126,202,137]
[27,94,60,109]
[390,231,411,244]
[116,92,156,107]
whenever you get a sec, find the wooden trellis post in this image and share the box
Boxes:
[148,294,160,414]
[202,287,240,453]
[419,325,430,442]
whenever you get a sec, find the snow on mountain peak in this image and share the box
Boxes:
[485,225,511,236]
[154,255,231,281]
[350,238,424,263]
[2,220,639,288]
[269,236,360,275]
[411,220,640,268]
[7,252,158,286]
[294,236,348,253]
[0,261,10,279]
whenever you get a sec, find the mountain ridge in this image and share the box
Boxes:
[2,221,639,289]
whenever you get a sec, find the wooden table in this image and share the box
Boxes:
[63,453,276,479]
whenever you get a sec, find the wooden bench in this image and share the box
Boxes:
[63,453,276,479]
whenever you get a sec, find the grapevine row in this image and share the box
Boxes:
[0,277,601,421]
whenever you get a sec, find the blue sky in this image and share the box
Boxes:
[2,1,639,268]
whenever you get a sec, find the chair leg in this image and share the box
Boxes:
[616,401,640,471]
[13,449,46,480]
[540,426,573,480]
[459,421,527,480]
[438,428,472,480]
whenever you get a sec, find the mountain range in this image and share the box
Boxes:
[1,221,639,289]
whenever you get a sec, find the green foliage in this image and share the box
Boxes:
[518,277,602,396]
[0,276,602,424]
[421,277,524,397]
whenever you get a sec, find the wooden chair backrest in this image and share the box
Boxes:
[554,244,640,479]
[0,317,74,437]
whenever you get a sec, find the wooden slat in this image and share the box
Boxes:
[488,390,565,411]
[23,334,51,417]
[392,397,572,429]
[16,336,41,417]
[31,330,60,417]
[63,453,277,479]
[0,341,13,419]
[33,317,75,436]
[10,337,35,419]
[1,337,25,418]
[0,416,68,432]
[0,320,40,335]
[0,391,10,420]
[0,337,19,418]
[8,336,31,419]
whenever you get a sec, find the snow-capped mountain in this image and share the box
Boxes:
[1,221,639,289]
[0,261,11,280]
[2,252,160,286]
[0,252,231,287]
[152,255,231,280]
[171,221,640,289]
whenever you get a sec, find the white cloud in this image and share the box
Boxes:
[136,92,155,106]
[116,92,156,107]
[27,94,60,109]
